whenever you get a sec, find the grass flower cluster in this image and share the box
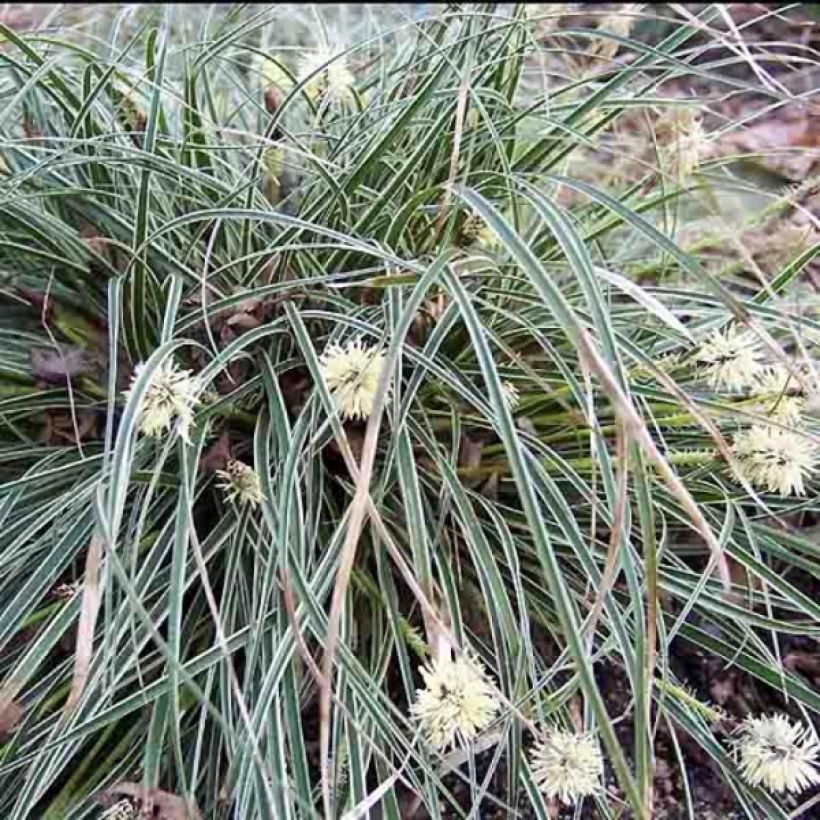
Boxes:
[124,359,201,443]
[215,460,264,507]
[411,653,499,749]
[530,729,604,805]
[694,326,763,393]
[691,326,818,496]
[733,715,820,794]
[319,338,387,421]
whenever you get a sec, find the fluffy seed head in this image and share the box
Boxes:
[591,4,643,60]
[732,424,818,496]
[54,582,80,601]
[733,714,820,794]
[530,729,604,805]
[411,654,499,749]
[124,359,201,443]
[101,800,137,820]
[258,56,292,91]
[754,364,806,423]
[298,49,354,101]
[263,146,285,183]
[659,107,706,179]
[460,212,485,243]
[502,381,520,412]
[216,460,264,507]
[694,326,763,392]
[319,338,387,421]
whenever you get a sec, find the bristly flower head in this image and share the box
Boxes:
[659,107,706,180]
[216,460,264,507]
[411,653,499,749]
[319,338,387,421]
[694,326,763,392]
[502,381,520,412]
[101,800,137,820]
[258,57,292,91]
[590,4,644,61]
[732,424,817,496]
[124,359,201,443]
[754,364,806,424]
[298,48,354,102]
[733,714,820,794]
[530,728,604,805]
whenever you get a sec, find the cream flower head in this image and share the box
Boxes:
[298,48,354,101]
[319,338,387,421]
[411,653,499,749]
[754,364,806,424]
[124,359,201,443]
[659,107,706,180]
[216,460,264,507]
[101,800,137,820]
[694,326,763,392]
[733,714,820,794]
[258,56,293,91]
[590,4,643,60]
[530,728,604,805]
[732,423,818,496]
[501,381,520,412]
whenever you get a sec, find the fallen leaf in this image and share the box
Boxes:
[717,108,820,180]
[279,367,312,415]
[0,700,22,736]
[31,347,88,384]
[41,410,98,446]
[709,675,735,706]
[784,651,820,679]
[457,434,484,470]
[98,783,202,820]
[225,312,262,330]
[201,432,232,473]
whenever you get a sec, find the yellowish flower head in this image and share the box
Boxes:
[530,728,603,805]
[124,359,201,443]
[732,424,818,496]
[327,59,355,99]
[319,338,387,421]
[258,56,293,91]
[216,460,264,507]
[733,714,820,794]
[660,107,705,180]
[263,146,285,183]
[754,364,806,424]
[695,326,762,392]
[411,654,499,749]
[298,48,354,102]
[101,800,137,820]
[502,381,520,412]
[54,582,80,601]
[591,3,643,60]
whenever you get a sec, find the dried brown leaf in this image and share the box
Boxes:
[63,534,103,716]
[201,432,233,473]
[31,347,88,384]
[0,700,22,736]
[99,783,202,820]
[784,651,820,679]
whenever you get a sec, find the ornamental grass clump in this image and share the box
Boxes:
[1,5,819,819]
